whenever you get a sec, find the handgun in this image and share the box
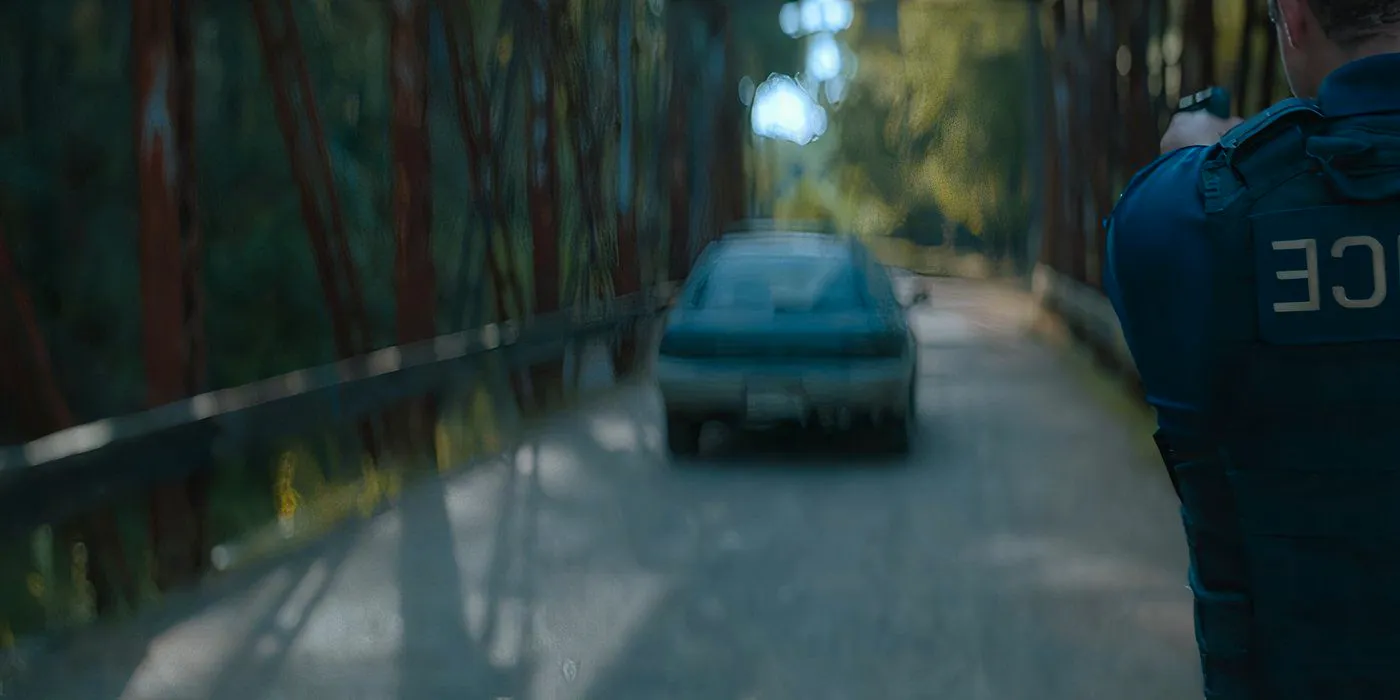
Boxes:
[1177,86,1233,119]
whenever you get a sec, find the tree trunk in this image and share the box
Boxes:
[525,0,563,409]
[250,0,372,359]
[710,4,745,233]
[613,0,641,374]
[390,1,436,346]
[134,0,206,592]
[666,31,690,282]
[389,0,438,454]
[438,0,522,329]
[552,0,610,309]
[251,0,380,458]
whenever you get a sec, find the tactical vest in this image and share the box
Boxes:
[1160,100,1400,698]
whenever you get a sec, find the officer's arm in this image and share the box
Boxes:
[1104,146,1217,424]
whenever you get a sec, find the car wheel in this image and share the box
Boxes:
[666,415,701,456]
[877,416,911,455]
[873,385,915,455]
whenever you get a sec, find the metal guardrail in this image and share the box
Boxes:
[0,284,677,537]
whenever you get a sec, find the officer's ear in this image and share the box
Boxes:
[1274,0,1320,49]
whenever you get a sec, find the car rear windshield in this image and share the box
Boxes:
[697,254,866,312]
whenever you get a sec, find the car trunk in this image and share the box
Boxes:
[660,310,904,359]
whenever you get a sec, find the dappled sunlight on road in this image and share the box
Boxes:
[117,567,302,700]
[587,412,664,455]
[978,533,1180,593]
[14,279,1199,700]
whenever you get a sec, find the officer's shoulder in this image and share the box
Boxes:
[1216,97,1323,163]
[1199,98,1323,210]
[1115,146,1210,215]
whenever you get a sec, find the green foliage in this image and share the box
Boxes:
[0,0,688,646]
[823,2,1035,257]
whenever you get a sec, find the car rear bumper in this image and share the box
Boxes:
[656,355,913,426]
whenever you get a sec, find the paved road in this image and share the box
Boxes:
[14,278,1200,700]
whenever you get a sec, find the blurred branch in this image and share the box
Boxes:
[439,0,524,326]
[551,0,609,305]
[250,0,373,359]
[250,0,380,461]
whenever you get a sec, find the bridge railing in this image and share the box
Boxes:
[0,285,674,649]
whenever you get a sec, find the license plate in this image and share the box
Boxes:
[745,389,806,421]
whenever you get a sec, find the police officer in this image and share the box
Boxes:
[1105,0,1400,697]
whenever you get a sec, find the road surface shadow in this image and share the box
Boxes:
[204,521,364,700]
[393,444,541,698]
[4,516,375,700]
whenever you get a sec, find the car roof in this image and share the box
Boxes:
[722,218,837,235]
[713,231,857,261]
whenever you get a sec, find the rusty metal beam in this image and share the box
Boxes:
[390,0,436,345]
[525,0,562,317]
[250,0,373,360]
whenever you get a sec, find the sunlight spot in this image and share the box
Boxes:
[120,567,297,700]
[283,371,308,393]
[466,589,488,638]
[588,414,640,452]
[824,74,847,104]
[800,0,823,33]
[482,323,501,349]
[806,32,842,82]
[515,443,536,476]
[751,73,826,145]
[20,420,114,466]
[434,334,468,358]
[779,3,801,36]
[210,545,233,572]
[488,597,528,667]
[739,75,756,106]
[191,392,218,419]
[367,347,402,374]
[276,559,331,631]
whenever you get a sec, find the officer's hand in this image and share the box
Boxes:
[1160,111,1245,154]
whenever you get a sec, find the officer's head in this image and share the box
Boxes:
[1270,0,1400,97]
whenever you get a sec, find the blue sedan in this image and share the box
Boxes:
[655,230,921,455]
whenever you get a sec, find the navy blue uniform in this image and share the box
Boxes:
[1106,53,1400,698]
